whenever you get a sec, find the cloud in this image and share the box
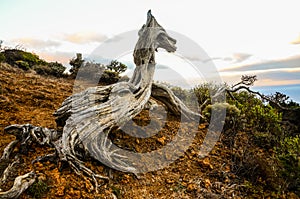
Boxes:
[62,32,108,44]
[231,53,252,63]
[254,69,300,87]
[221,68,300,87]
[245,69,300,86]
[258,69,300,81]
[183,52,252,64]
[10,38,61,49]
[104,35,124,43]
[156,64,170,69]
[291,34,300,44]
[219,54,300,87]
[221,55,300,72]
[38,51,75,66]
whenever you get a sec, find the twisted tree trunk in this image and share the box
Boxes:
[0,10,200,196]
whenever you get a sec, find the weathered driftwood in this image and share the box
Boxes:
[0,10,199,196]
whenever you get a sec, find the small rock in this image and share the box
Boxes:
[55,186,65,197]
[157,136,166,145]
[224,165,231,173]
[38,174,46,182]
[199,123,207,129]
[165,178,175,184]
[187,183,197,192]
[224,176,230,183]
[182,174,189,182]
[69,188,81,198]
[121,174,130,183]
[199,157,214,170]
[135,145,141,152]
[181,182,187,187]
[85,180,93,192]
[96,165,104,173]
[64,195,72,199]
[135,138,140,144]
[204,179,211,188]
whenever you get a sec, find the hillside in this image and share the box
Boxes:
[0,63,299,198]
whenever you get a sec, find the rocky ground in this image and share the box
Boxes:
[0,63,298,198]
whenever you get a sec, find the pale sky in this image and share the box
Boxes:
[1,0,300,90]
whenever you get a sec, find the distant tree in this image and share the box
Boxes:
[0,40,5,62]
[69,53,84,77]
[50,62,66,76]
[0,53,5,63]
[106,60,127,74]
[98,60,128,85]
[269,92,289,106]
[68,54,128,84]
[33,62,66,77]
[0,40,3,50]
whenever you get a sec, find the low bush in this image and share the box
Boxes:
[227,91,283,149]
[100,70,120,84]
[3,49,42,68]
[26,180,49,199]
[69,56,128,85]
[276,135,300,194]
[203,102,241,132]
[33,62,66,77]
[47,62,66,77]
[15,60,30,70]
[1,48,66,77]
[0,52,5,62]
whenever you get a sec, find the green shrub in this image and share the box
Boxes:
[33,62,66,78]
[192,82,299,196]
[47,62,66,77]
[98,60,127,84]
[276,135,300,194]
[69,55,128,84]
[1,48,67,77]
[171,86,198,110]
[192,83,212,107]
[69,53,84,78]
[251,104,283,148]
[21,51,42,66]
[227,91,283,148]
[106,60,127,74]
[26,180,49,199]
[33,65,52,76]
[203,102,241,131]
[15,60,30,70]
[74,62,105,81]
[172,86,190,101]
[99,70,120,84]
[0,52,5,62]
[3,49,42,68]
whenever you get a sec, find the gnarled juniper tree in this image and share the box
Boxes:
[0,10,199,197]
